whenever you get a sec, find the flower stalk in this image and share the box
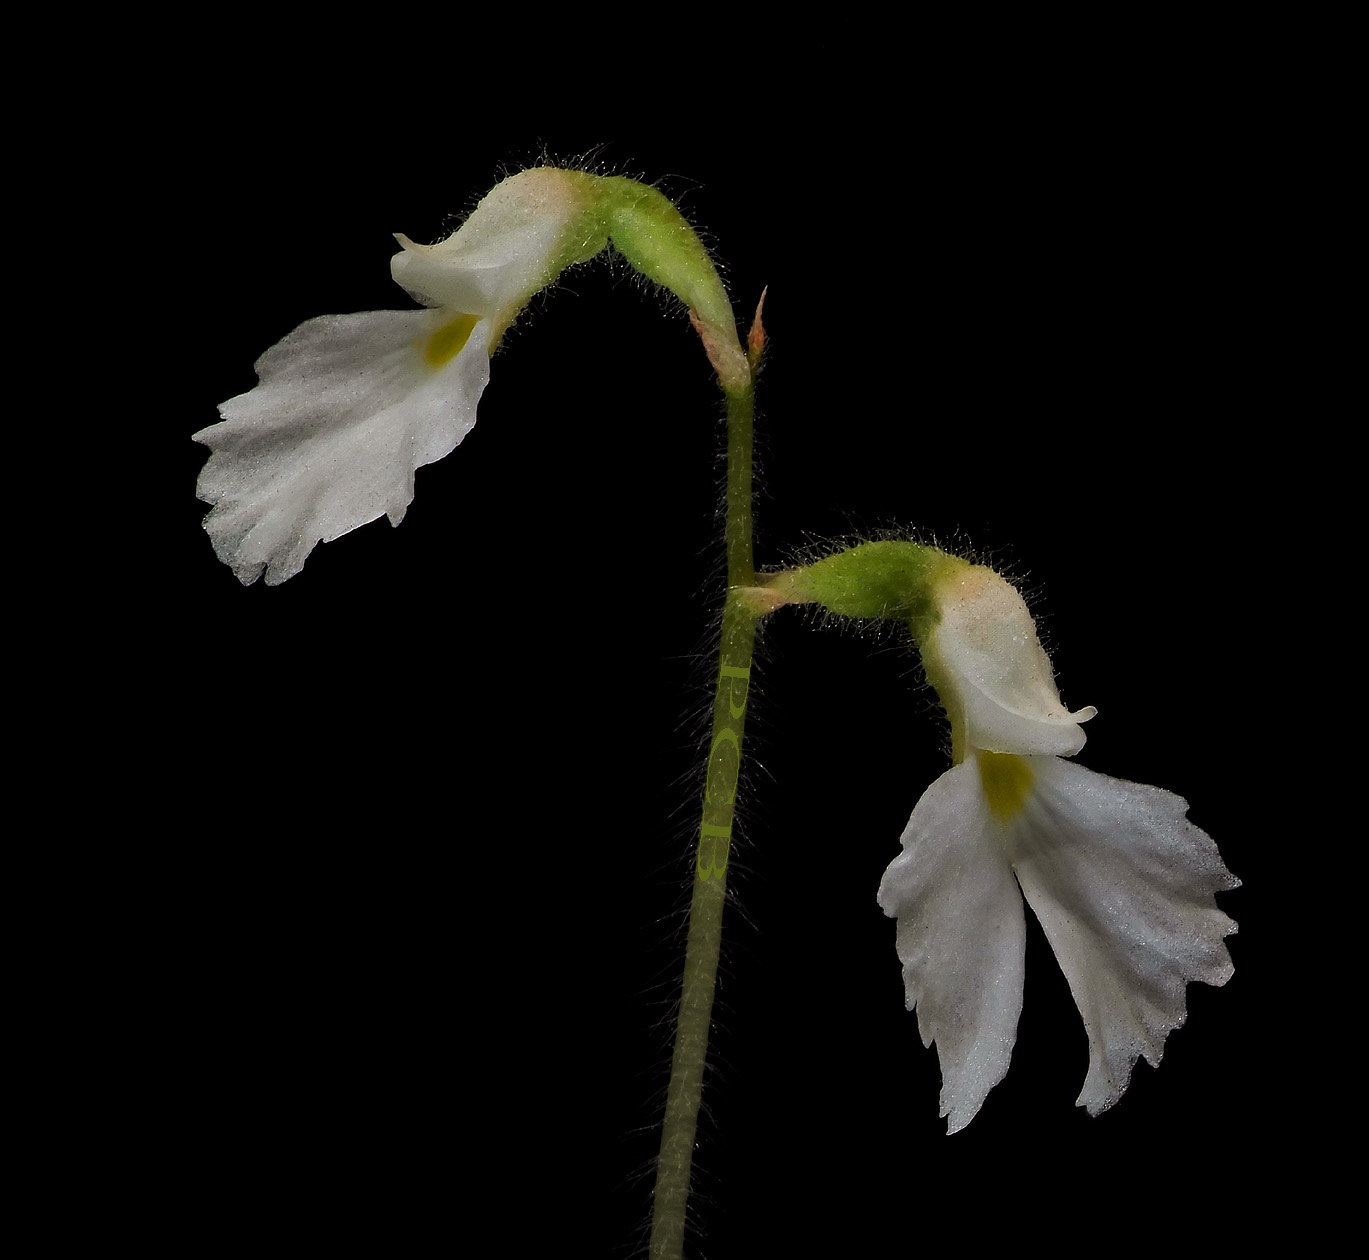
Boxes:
[651,375,757,1260]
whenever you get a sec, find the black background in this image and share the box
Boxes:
[145,31,1294,1255]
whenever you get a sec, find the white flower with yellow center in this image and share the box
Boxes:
[879,562,1238,1133]
[194,168,600,585]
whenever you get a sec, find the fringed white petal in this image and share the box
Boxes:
[877,762,1026,1134]
[195,308,490,585]
[1006,757,1239,1115]
[928,565,1096,756]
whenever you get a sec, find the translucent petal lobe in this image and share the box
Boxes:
[877,762,1026,1134]
[390,168,594,320]
[927,565,1095,756]
[1007,757,1238,1116]
[194,309,490,585]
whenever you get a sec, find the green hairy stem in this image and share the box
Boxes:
[559,168,761,1255]
[650,380,757,1259]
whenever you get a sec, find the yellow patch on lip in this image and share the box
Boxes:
[976,750,1034,822]
[423,313,479,368]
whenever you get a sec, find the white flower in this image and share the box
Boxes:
[879,564,1238,1133]
[194,168,597,585]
